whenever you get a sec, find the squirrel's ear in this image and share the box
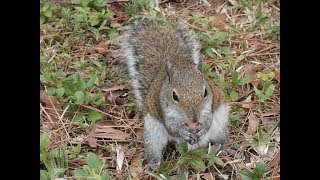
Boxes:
[165,60,174,82]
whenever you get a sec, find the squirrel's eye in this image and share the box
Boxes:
[204,88,208,98]
[173,91,179,102]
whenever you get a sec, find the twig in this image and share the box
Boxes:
[40,103,54,124]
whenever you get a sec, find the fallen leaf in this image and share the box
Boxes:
[210,13,227,29]
[40,94,64,121]
[87,125,97,148]
[268,150,280,169]
[101,85,127,92]
[261,62,280,74]
[116,145,125,171]
[129,150,143,174]
[202,173,215,180]
[271,166,280,180]
[105,89,127,102]
[95,41,108,54]
[135,129,144,140]
[95,120,130,140]
[242,64,260,87]
[102,85,128,103]
[275,71,280,82]
[241,94,254,109]
[262,105,280,117]
[247,111,259,134]
[110,21,121,28]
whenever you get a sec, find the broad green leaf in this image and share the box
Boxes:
[40,16,46,24]
[214,157,224,166]
[230,90,239,101]
[86,74,97,89]
[254,87,266,102]
[87,110,102,122]
[40,170,49,180]
[74,113,85,122]
[190,158,206,171]
[238,77,252,85]
[239,170,253,180]
[261,74,269,81]
[232,71,239,84]
[220,46,231,55]
[74,143,82,154]
[56,88,65,97]
[63,79,77,95]
[268,72,275,79]
[177,143,188,154]
[101,171,110,180]
[93,60,103,68]
[79,79,87,91]
[92,92,106,106]
[89,18,100,26]
[264,83,275,98]
[253,162,268,179]
[176,157,187,166]
[48,168,66,178]
[103,11,114,19]
[44,10,52,18]
[212,32,228,45]
[71,0,82,4]
[100,68,106,82]
[202,46,215,58]
[74,91,85,104]
[74,168,89,177]
[82,0,91,7]
[42,3,50,11]
[93,0,106,7]
[86,152,102,169]
[40,133,50,151]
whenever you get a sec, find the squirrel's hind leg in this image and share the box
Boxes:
[208,104,230,144]
[143,113,169,172]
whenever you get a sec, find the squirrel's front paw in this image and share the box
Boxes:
[180,130,198,145]
[144,161,160,172]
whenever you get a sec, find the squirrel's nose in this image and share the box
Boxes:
[185,121,199,129]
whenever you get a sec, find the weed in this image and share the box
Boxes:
[239,162,268,180]
[40,133,68,179]
[74,152,110,180]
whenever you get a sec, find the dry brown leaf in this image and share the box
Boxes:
[271,166,280,180]
[242,64,260,87]
[87,125,97,148]
[275,71,280,82]
[110,21,121,28]
[268,150,280,169]
[101,85,127,92]
[135,129,143,140]
[210,13,227,29]
[202,173,215,180]
[241,95,254,109]
[95,120,130,140]
[102,85,128,103]
[106,89,126,102]
[129,150,143,174]
[262,105,280,117]
[116,145,125,170]
[95,41,108,54]
[40,95,64,121]
[247,111,259,134]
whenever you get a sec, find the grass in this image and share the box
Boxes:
[40,0,280,179]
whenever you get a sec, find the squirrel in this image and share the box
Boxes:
[117,19,230,171]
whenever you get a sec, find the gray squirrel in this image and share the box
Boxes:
[118,20,230,171]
